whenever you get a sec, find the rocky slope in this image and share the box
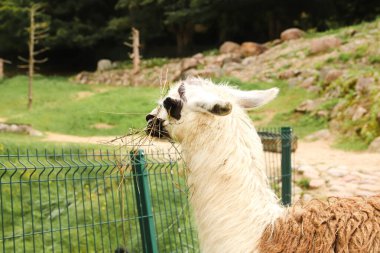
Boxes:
[74,18,380,148]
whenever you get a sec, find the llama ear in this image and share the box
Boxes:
[191,99,232,116]
[231,87,279,109]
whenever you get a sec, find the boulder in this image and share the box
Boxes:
[240,42,267,57]
[368,137,380,152]
[295,99,320,113]
[299,77,316,88]
[181,57,199,71]
[355,77,374,95]
[321,68,343,83]
[278,69,301,79]
[352,106,367,121]
[219,41,240,54]
[280,28,305,41]
[310,36,341,54]
[309,179,325,189]
[97,59,113,72]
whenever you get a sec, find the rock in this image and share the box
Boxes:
[352,106,367,121]
[280,28,305,41]
[368,137,380,152]
[317,110,329,118]
[295,99,319,113]
[321,68,343,83]
[221,53,242,65]
[181,57,199,71]
[327,167,347,177]
[309,179,325,189]
[297,164,316,175]
[299,77,315,88]
[28,129,43,137]
[310,36,341,54]
[192,53,204,60]
[355,77,374,95]
[222,62,244,72]
[305,129,331,141]
[301,194,313,201]
[278,69,301,79]
[182,66,223,79]
[219,41,240,54]
[97,59,113,72]
[240,42,267,57]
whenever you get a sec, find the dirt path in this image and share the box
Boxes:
[295,140,380,173]
[294,139,380,200]
[43,132,379,198]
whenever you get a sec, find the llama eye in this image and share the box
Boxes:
[163,97,183,120]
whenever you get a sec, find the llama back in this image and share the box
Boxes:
[259,195,380,253]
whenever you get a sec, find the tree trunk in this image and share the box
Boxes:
[175,23,193,55]
[132,27,140,74]
[0,59,3,79]
[28,7,35,110]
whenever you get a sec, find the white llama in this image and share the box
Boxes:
[146,78,380,253]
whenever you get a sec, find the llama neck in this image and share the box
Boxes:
[181,112,284,253]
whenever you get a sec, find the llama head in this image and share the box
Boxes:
[146,78,279,141]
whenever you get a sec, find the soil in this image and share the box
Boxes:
[43,132,379,173]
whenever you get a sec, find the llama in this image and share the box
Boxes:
[145,77,380,253]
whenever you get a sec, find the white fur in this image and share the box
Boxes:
[149,78,283,253]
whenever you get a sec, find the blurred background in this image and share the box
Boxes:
[1,0,379,74]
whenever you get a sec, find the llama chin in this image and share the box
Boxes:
[146,77,380,253]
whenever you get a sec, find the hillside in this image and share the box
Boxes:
[75,18,380,150]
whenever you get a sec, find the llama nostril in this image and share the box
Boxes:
[146,114,155,122]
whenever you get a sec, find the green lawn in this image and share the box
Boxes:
[0,76,160,136]
[0,75,327,151]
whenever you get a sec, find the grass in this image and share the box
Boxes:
[214,77,325,138]
[0,75,160,136]
[332,136,370,151]
[0,149,198,253]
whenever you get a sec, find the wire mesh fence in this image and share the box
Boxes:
[0,127,296,253]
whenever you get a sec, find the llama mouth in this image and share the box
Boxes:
[146,118,171,139]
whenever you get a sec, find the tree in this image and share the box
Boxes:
[19,3,49,110]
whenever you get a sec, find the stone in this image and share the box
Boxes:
[219,41,240,54]
[355,77,374,95]
[240,42,267,57]
[280,28,305,41]
[305,129,331,141]
[368,137,380,152]
[222,62,244,72]
[97,59,113,72]
[352,106,367,121]
[310,36,341,54]
[278,69,301,79]
[181,57,199,71]
[299,77,315,88]
[295,99,319,113]
[309,179,325,189]
[192,53,204,60]
[327,168,346,177]
[322,69,343,83]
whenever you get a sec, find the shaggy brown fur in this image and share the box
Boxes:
[259,195,380,253]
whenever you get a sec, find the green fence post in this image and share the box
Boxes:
[281,127,292,206]
[130,150,159,253]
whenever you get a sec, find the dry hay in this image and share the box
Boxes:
[259,195,380,253]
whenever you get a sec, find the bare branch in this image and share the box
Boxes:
[18,56,29,63]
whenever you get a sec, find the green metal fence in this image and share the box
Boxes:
[0,127,295,253]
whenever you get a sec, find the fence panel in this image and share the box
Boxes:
[0,127,295,252]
